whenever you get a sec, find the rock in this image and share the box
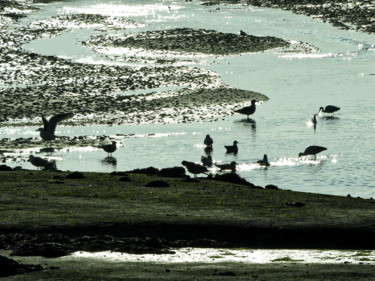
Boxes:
[159,166,186,178]
[265,184,279,190]
[0,255,43,278]
[286,202,306,207]
[66,171,85,179]
[128,167,159,175]
[0,165,12,171]
[145,180,170,188]
[119,176,131,182]
[214,173,256,188]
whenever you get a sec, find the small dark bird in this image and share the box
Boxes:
[240,30,247,36]
[201,155,213,167]
[37,113,74,143]
[319,105,340,115]
[298,145,327,159]
[101,141,117,156]
[310,114,317,129]
[204,134,213,147]
[225,140,239,154]
[29,155,56,170]
[234,100,256,119]
[257,154,270,167]
[181,161,208,178]
[215,161,237,173]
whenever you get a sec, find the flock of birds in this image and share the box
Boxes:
[28,101,340,175]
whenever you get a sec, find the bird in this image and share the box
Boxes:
[319,105,340,115]
[310,113,317,129]
[37,113,73,143]
[240,30,247,36]
[204,135,213,147]
[234,99,256,119]
[29,155,56,170]
[225,141,239,154]
[257,154,270,167]
[181,161,208,178]
[298,146,327,159]
[215,161,237,173]
[101,141,117,156]
[201,155,213,167]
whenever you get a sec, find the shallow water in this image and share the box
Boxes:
[2,0,375,198]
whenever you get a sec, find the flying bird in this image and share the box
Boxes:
[101,141,117,156]
[181,161,208,178]
[215,161,237,173]
[37,113,73,143]
[29,155,56,170]
[257,154,270,167]
[234,99,256,119]
[225,141,239,154]
[298,146,327,159]
[319,105,340,115]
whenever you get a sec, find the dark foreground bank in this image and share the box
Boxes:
[1,169,375,279]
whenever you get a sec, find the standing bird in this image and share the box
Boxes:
[298,146,327,159]
[310,114,318,129]
[319,105,340,115]
[234,99,257,119]
[257,154,270,167]
[225,140,239,154]
[37,113,74,143]
[201,155,213,167]
[29,155,56,170]
[215,161,237,173]
[204,135,213,147]
[101,141,117,156]
[181,161,208,178]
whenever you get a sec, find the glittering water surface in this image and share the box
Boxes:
[2,0,375,198]
[68,248,375,264]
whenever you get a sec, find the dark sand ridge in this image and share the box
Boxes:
[204,0,375,34]
[0,169,375,279]
[0,6,288,127]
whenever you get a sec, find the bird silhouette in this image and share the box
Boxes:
[234,100,256,119]
[225,141,239,154]
[201,155,213,167]
[298,146,327,159]
[311,113,318,129]
[319,105,340,115]
[204,134,213,147]
[29,155,56,170]
[37,113,73,143]
[257,154,270,167]
[181,161,208,178]
[101,141,117,156]
[215,161,237,173]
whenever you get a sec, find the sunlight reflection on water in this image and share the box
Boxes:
[67,248,375,264]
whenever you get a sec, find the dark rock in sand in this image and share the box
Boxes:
[286,202,306,207]
[0,255,43,278]
[159,166,186,178]
[214,173,257,188]
[128,167,159,175]
[119,176,131,182]
[265,184,279,190]
[145,180,170,188]
[66,171,85,179]
[0,165,12,171]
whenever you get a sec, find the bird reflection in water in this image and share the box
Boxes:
[101,156,117,167]
[39,147,55,155]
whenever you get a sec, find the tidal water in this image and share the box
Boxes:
[2,0,375,198]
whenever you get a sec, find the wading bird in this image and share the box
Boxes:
[225,141,239,154]
[101,141,117,157]
[319,105,340,115]
[181,161,208,178]
[215,161,237,173]
[257,154,270,167]
[29,155,56,170]
[204,134,213,147]
[234,99,257,119]
[298,146,327,159]
[201,155,213,167]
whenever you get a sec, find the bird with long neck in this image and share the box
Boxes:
[319,105,340,115]
[257,154,270,167]
[299,145,327,159]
